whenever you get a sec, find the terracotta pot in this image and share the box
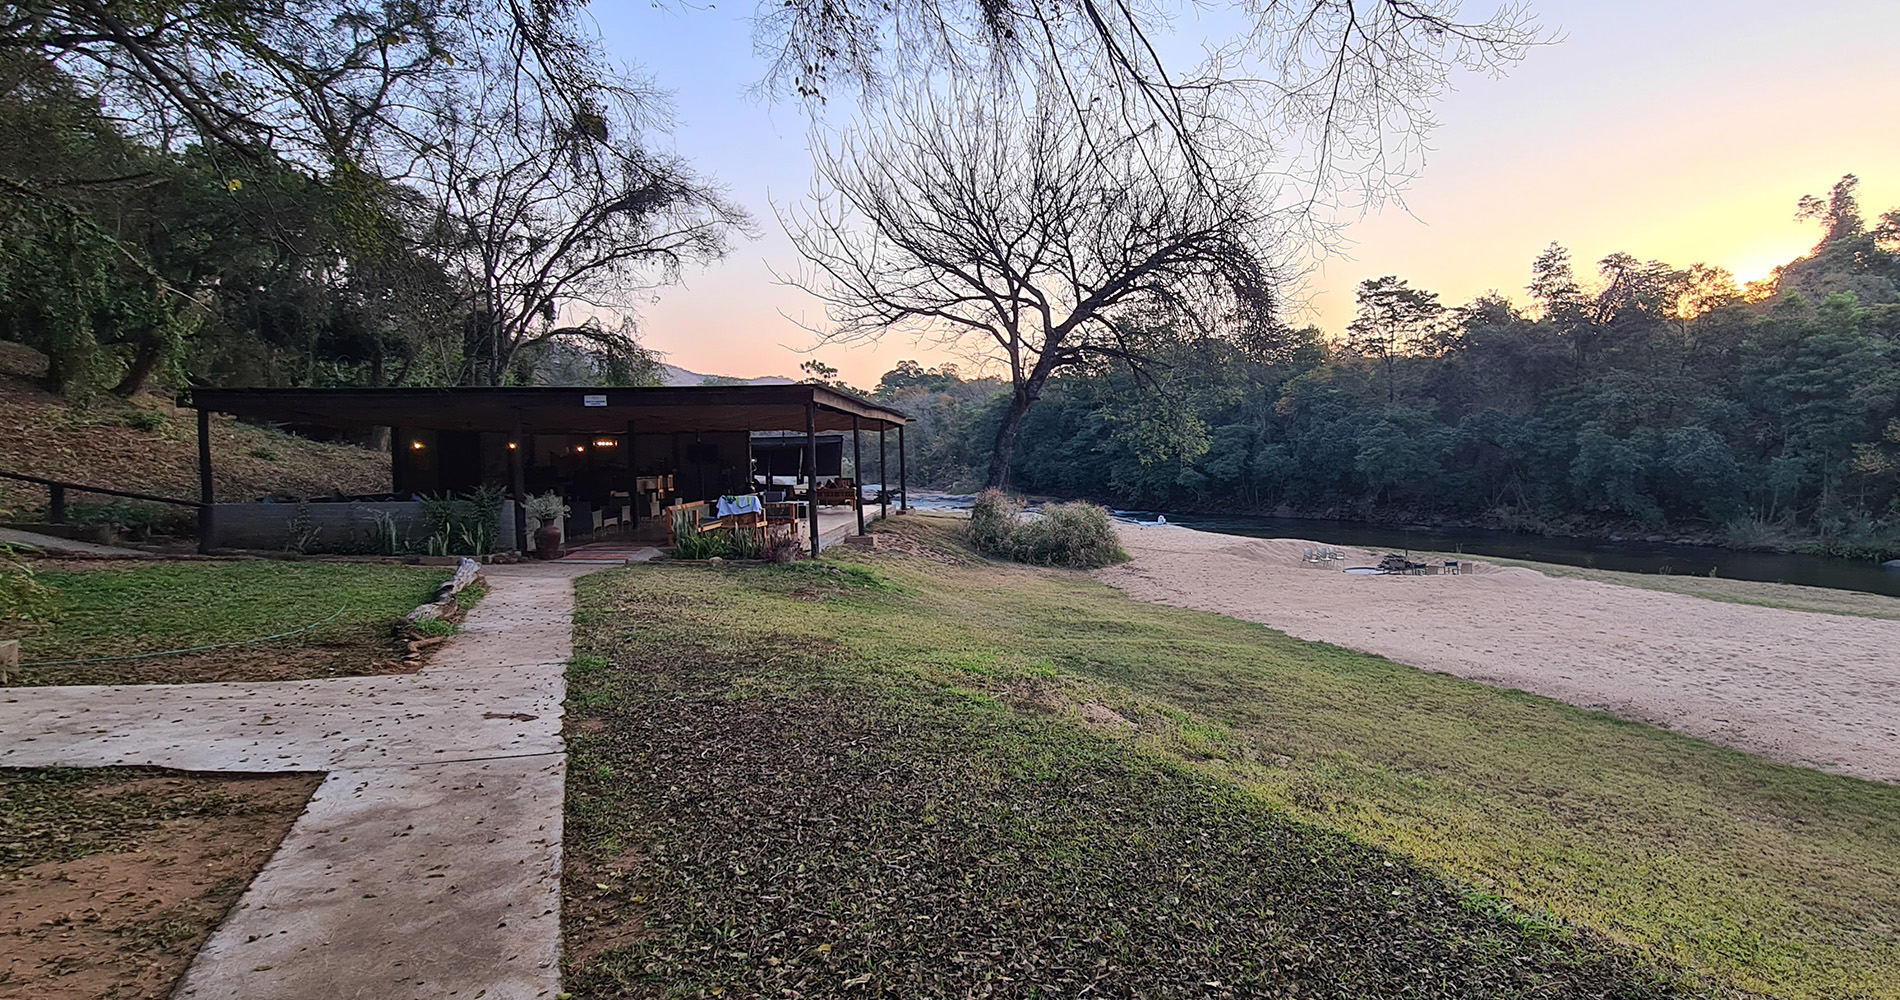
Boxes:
[533,525,564,560]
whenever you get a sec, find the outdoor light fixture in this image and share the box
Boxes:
[410,441,424,450]
[593,439,617,448]
[507,441,518,450]
[575,445,585,453]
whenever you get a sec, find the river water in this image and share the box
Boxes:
[1132,510,1900,599]
[906,493,1900,598]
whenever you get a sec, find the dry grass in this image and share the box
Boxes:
[0,351,387,525]
[560,514,1900,999]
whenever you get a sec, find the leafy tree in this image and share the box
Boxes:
[0,53,196,395]
[1346,276,1446,402]
[3,2,737,394]
[1797,175,1864,250]
[882,181,1900,558]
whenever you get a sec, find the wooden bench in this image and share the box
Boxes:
[665,500,774,546]
[812,478,860,508]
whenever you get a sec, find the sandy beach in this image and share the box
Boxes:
[1100,525,1900,783]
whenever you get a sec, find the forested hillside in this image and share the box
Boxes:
[0,16,725,402]
[872,177,1900,559]
[0,343,388,530]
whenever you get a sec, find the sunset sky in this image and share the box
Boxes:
[591,0,1900,388]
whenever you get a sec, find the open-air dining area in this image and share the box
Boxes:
[188,384,910,558]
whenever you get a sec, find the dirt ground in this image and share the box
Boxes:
[0,769,320,999]
[11,645,424,687]
[0,359,388,519]
[1102,525,1900,783]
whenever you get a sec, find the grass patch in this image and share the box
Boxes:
[4,559,448,684]
[411,617,459,638]
[562,515,1900,999]
[564,611,1678,998]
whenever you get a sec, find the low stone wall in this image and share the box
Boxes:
[209,500,517,554]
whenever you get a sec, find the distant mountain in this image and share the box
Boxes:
[658,363,795,387]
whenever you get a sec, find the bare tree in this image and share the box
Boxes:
[1,1,636,171]
[413,51,747,386]
[759,0,1541,215]
[1,0,465,165]
[786,77,1279,487]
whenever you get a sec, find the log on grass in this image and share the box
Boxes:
[407,557,484,624]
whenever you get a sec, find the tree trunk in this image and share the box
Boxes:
[111,338,162,397]
[985,391,1035,489]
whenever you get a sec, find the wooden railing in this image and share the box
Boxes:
[0,470,204,523]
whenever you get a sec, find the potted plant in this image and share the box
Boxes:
[524,492,569,559]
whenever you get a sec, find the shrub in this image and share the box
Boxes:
[968,490,1128,569]
[1721,513,1800,552]
[670,509,730,559]
[524,492,569,523]
[969,489,1020,553]
[725,523,801,563]
[421,485,507,557]
[123,408,168,432]
[0,542,58,624]
[759,525,804,564]
[726,524,765,560]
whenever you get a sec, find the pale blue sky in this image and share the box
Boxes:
[589,0,1900,386]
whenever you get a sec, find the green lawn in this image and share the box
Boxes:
[564,516,1899,998]
[6,560,449,684]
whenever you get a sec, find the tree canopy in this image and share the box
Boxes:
[869,175,1900,560]
[0,0,740,396]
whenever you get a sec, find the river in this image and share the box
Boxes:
[1128,510,1900,599]
[903,493,1900,598]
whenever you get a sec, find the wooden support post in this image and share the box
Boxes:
[898,424,908,511]
[805,402,820,557]
[389,425,403,495]
[196,406,215,553]
[634,422,649,532]
[879,425,888,520]
[852,415,866,535]
[510,414,528,554]
[48,484,65,524]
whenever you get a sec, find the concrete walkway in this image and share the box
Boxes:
[0,526,160,558]
[0,562,593,999]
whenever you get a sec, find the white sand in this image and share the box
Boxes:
[1100,525,1900,783]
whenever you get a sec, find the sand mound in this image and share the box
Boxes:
[1102,523,1900,783]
